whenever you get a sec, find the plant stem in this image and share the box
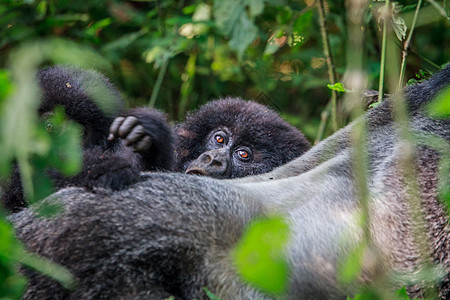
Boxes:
[398,0,423,91]
[149,58,169,108]
[378,0,390,103]
[317,0,338,134]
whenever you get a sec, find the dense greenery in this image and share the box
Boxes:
[1,1,447,138]
[0,0,448,299]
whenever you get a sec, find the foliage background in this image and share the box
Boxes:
[1,0,448,140]
[0,0,448,299]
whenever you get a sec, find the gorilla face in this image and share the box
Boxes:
[185,127,254,178]
[176,98,311,178]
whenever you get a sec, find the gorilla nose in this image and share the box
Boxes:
[185,149,230,178]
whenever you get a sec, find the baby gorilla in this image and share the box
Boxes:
[1,66,174,213]
[109,98,311,178]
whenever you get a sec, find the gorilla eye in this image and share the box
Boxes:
[215,134,225,144]
[236,148,252,162]
[45,122,54,132]
[238,150,248,158]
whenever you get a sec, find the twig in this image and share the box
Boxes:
[378,0,389,102]
[398,0,423,91]
[316,0,338,138]
[148,58,169,108]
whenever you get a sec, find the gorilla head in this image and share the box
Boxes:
[175,98,311,178]
[37,66,125,149]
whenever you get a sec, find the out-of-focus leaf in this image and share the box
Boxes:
[427,86,450,118]
[249,0,265,18]
[203,287,222,300]
[103,29,147,51]
[11,246,76,290]
[228,12,258,59]
[327,82,347,92]
[213,0,259,58]
[338,241,365,284]
[193,3,211,22]
[233,215,290,295]
[264,42,280,55]
[395,287,411,299]
[0,217,27,299]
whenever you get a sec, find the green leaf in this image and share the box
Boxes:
[338,241,365,284]
[327,82,347,92]
[391,15,406,41]
[249,0,265,18]
[368,102,382,109]
[203,287,222,300]
[395,287,411,299]
[103,29,147,51]
[0,70,13,102]
[228,12,258,59]
[213,0,259,59]
[233,216,290,295]
[264,42,280,55]
[0,218,27,299]
[427,86,450,118]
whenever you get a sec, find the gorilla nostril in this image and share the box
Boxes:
[201,154,212,164]
[186,167,206,176]
[211,160,223,167]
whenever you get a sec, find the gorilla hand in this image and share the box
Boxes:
[108,116,152,152]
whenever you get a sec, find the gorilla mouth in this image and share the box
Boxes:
[185,167,207,176]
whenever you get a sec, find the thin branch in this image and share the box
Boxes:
[148,58,169,108]
[316,0,338,136]
[398,0,423,91]
[378,0,389,102]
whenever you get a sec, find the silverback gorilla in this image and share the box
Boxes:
[109,98,311,178]
[10,65,450,299]
[1,66,174,213]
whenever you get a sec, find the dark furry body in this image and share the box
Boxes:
[1,66,174,213]
[11,66,450,299]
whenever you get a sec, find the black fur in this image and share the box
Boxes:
[175,98,311,177]
[113,98,311,178]
[1,66,174,213]
[10,65,450,299]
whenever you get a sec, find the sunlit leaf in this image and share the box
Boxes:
[338,241,365,284]
[427,86,450,118]
[233,216,290,295]
[327,82,347,92]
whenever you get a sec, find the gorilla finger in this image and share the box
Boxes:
[108,117,126,140]
[118,116,140,138]
[124,125,146,146]
[133,135,152,152]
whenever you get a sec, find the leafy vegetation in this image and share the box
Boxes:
[0,0,448,299]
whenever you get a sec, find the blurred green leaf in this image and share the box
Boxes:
[427,86,450,118]
[327,82,347,92]
[233,215,290,295]
[338,241,365,284]
[395,287,411,299]
[0,217,27,299]
[213,0,259,59]
[203,287,222,300]
[249,0,265,18]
